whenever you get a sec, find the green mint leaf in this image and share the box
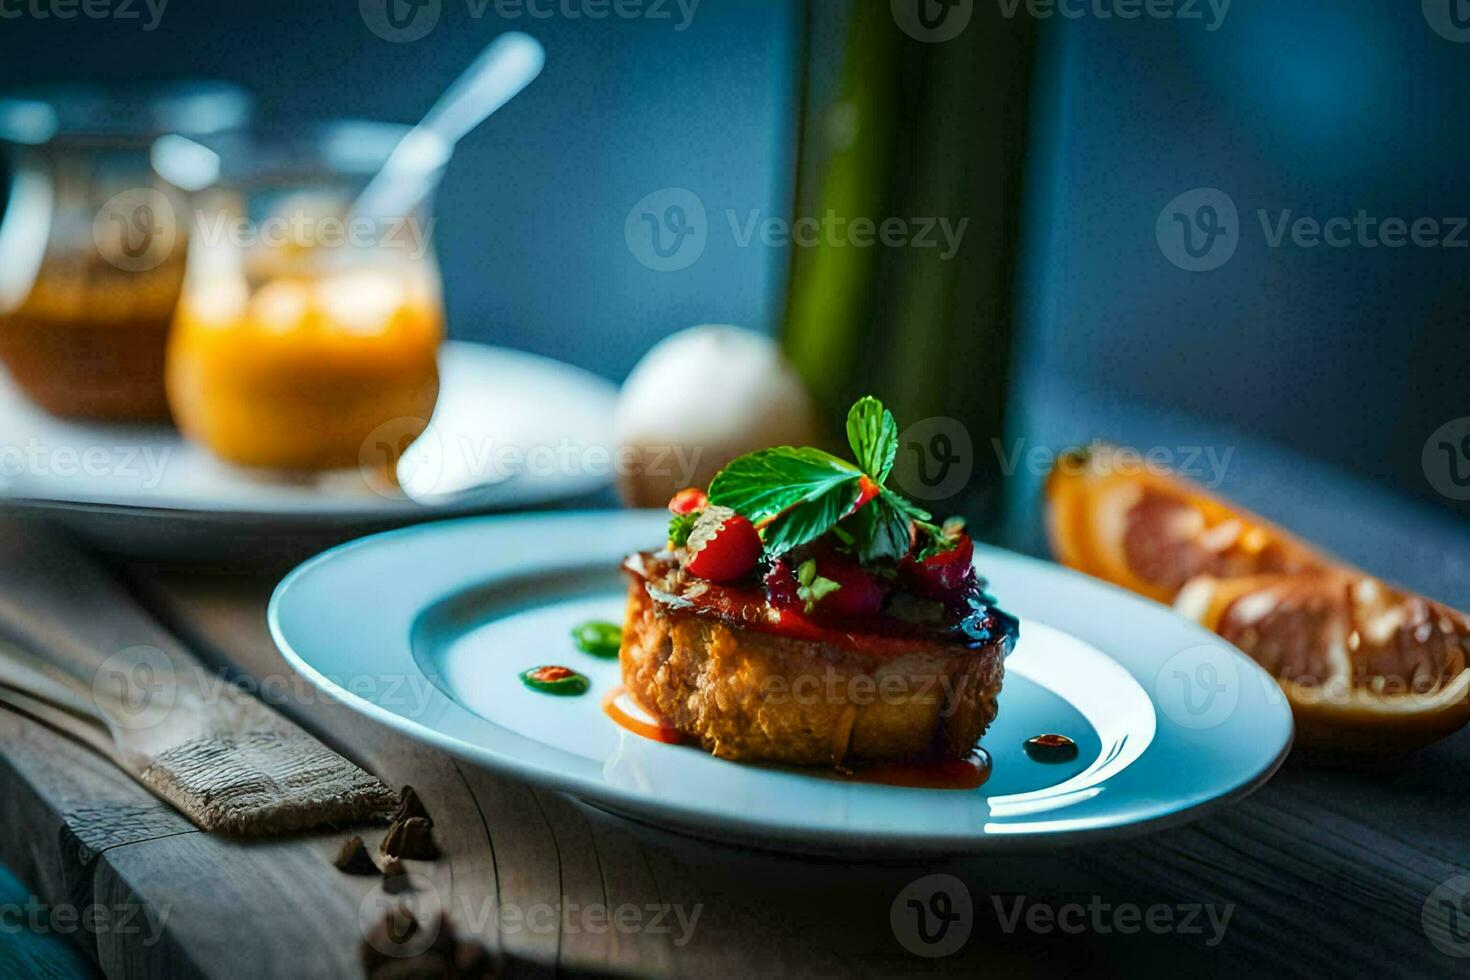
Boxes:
[881,488,933,524]
[848,493,911,563]
[758,476,863,555]
[846,396,898,484]
[846,489,955,563]
[667,511,699,547]
[708,446,860,524]
[795,559,842,612]
[702,397,955,563]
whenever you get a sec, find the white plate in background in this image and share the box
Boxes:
[0,342,617,556]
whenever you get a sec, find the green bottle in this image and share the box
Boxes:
[780,0,1038,529]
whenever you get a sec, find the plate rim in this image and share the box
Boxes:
[269,510,1295,854]
[0,341,617,519]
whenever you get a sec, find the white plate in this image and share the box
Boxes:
[0,342,616,555]
[270,511,1294,854]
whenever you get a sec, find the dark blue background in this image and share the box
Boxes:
[1,0,1465,515]
[1015,0,1470,517]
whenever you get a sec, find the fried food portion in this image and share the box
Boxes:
[618,578,1008,766]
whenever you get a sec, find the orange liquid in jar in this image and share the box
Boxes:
[166,269,442,470]
[0,270,182,421]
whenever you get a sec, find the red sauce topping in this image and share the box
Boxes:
[623,552,1017,658]
[529,666,576,683]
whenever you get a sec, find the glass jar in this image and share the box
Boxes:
[163,122,448,471]
[0,82,251,420]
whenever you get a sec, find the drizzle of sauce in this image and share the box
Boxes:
[602,686,682,744]
[827,751,991,791]
[520,665,590,696]
[1023,733,1078,763]
[602,685,990,789]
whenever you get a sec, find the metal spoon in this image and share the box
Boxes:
[351,31,546,224]
[355,32,544,503]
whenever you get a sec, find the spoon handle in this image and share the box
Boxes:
[422,31,546,146]
[352,31,545,223]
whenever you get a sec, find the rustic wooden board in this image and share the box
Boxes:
[1,559,1466,977]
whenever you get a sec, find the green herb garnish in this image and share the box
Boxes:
[667,511,699,548]
[571,621,622,659]
[795,559,841,612]
[707,446,860,527]
[707,396,954,560]
[846,395,898,483]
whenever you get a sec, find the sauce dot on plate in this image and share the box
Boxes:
[520,665,589,696]
[1023,733,1078,764]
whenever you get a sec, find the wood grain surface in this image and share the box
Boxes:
[0,535,1464,977]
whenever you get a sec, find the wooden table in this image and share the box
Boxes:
[2,404,1468,977]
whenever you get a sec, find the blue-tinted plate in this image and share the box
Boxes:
[269,511,1292,854]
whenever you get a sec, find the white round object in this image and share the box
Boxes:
[614,324,818,506]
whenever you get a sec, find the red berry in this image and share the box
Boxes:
[901,532,975,598]
[668,487,709,515]
[762,558,802,610]
[811,556,888,617]
[683,507,762,582]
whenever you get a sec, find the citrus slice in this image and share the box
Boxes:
[1045,446,1470,751]
[1044,447,1324,604]
[1176,573,1470,751]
